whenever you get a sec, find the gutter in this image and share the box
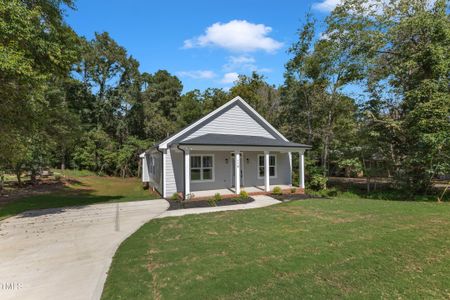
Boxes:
[176,144,186,200]
[155,146,164,198]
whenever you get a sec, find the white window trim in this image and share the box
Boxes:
[257,154,277,179]
[190,154,215,183]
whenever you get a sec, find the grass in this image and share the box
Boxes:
[0,170,158,220]
[102,196,450,299]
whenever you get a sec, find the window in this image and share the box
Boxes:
[258,154,277,178]
[191,155,214,181]
[148,156,156,175]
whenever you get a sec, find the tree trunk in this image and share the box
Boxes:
[61,147,66,172]
[30,169,37,185]
[16,171,22,187]
[137,159,142,179]
[0,173,4,195]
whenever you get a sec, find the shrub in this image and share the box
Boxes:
[54,174,62,181]
[208,199,217,207]
[239,190,248,200]
[308,173,328,191]
[272,186,282,195]
[171,193,179,201]
[291,187,297,194]
[214,193,222,202]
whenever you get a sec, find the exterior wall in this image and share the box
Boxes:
[165,149,178,196]
[146,151,162,194]
[142,156,149,182]
[183,105,276,141]
[190,151,231,192]
[242,152,291,187]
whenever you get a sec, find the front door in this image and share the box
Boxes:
[231,153,244,187]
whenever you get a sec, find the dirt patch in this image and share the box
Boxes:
[0,180,67,205]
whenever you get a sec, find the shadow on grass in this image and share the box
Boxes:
[324,182,448,202]
[0,187,127,220]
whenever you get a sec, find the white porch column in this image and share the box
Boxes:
[184,149,190,198]
[235,150,240,194]
[264,151,270,192]
[299,151,305,189]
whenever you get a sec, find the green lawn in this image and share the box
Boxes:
[0,170,158,220]
[102,197,450,299]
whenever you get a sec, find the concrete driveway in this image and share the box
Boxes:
[0,199,168,300]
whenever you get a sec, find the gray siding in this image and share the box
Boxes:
[164,149,292,196]
[242,152,291,187]
[182,105,275,141]
[165,149,177,196]
[190,151,231,192]
[147,151,162,194]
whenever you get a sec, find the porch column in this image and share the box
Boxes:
[264,151,270,192]
[184,149,190,198]
[234,150,240,194]
[299,151,305,189]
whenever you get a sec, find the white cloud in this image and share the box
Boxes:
[223,55,271,73]
[177,70,217,79]
[312,0,341,12]
[183,20,283,53]
[220,72,239,84]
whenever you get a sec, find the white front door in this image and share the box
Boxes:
[231,153,244,187]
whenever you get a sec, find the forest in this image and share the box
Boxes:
[0,0,449,196]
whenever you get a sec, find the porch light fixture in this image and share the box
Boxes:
[246,158,249,164]
[225,158,228,164]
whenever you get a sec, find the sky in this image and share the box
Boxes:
[65,0,341,92]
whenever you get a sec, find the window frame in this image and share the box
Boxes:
[190,154,215,182]
[148,155,155,176]
[257,154,277,179]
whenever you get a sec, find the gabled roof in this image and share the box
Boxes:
[180,134,311,148]
[157,96,289,149]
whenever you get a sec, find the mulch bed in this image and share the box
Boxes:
[167,197,255,210]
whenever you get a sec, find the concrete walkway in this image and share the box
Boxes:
[0,195,279,300]
[158,194,280,218]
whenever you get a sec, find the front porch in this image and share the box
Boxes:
[176,142,308,200]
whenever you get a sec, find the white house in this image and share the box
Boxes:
[139,96,311,199]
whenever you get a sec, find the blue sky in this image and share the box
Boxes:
[66,0,339,92]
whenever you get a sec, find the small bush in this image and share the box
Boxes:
[54,174,62,181]
[208,199,217,207]
[239,190,248,200]
[291,187,297,194]
[308,174,328,191]
[171,193,179,201]
[214,193,222,202]
[272,186,282,195]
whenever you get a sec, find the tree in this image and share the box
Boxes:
[327,0,450,192]
[282,13,361,178]
[142,70,183,140]
[0,0,80,178]
[229,72,280,123]
[174,90,204,128]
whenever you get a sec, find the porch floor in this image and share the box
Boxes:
[192,185,292,198]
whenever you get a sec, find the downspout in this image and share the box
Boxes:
[155,146,164,198]
[177,144,186,200]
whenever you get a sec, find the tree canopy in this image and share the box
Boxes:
[1,0,448,194]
